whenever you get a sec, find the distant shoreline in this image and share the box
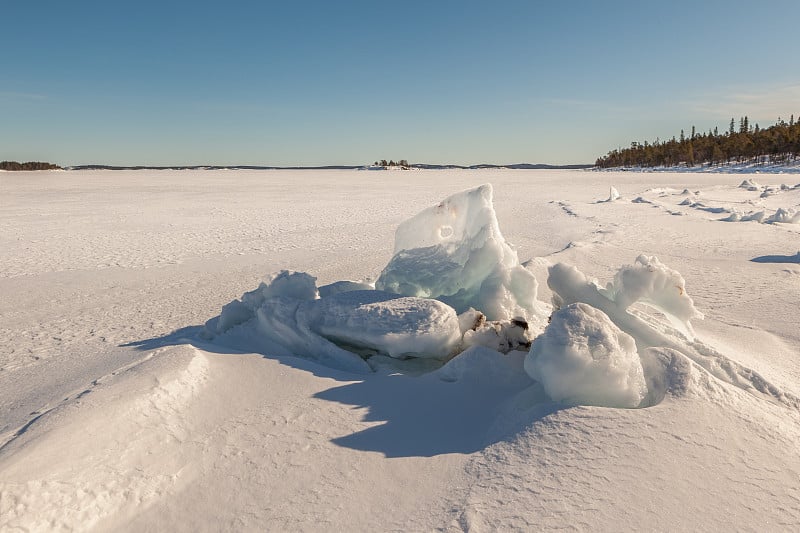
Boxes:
[60,163,594,171]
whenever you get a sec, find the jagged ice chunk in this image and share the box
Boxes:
[375,184,541,322]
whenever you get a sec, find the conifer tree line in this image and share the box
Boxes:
[0,161,61,171]
[595,115,800,168]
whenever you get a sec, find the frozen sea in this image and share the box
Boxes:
[1,169,799,531]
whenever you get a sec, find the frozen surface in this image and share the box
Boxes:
[2,169,800,531]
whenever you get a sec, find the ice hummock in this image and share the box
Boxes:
[375,184,542,323]
[203,185,546,372]
[199,186,793,415]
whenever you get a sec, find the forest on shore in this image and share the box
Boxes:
[595,115,800,168]
[1,161,61,171]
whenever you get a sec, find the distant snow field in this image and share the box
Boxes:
[1,169,799,531]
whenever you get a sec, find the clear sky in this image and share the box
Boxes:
[3,1,799,166]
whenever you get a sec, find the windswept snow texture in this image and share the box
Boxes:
[2,169,800,531]
[376,184,542,322]
[525,302,647,408]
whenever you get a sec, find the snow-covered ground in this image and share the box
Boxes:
[602,158,800,174]
[1,169,799,531]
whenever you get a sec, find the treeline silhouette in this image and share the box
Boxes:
[596,115,800,168]
[1,161,61,171]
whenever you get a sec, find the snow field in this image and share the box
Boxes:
[1,169,799,530]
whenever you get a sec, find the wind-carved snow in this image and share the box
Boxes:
[599,254,704,340]
[0,346,209,531]
[522,255,703,409]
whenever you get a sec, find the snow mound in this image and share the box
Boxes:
[436,345,530,387]
[740,210,766,223]
[304,290,461,359]
[375,184,541,322]
[639,347,719,404]
[546,261,799,409]
[524,302,647,408]
[600,254,703,338]
[0,345,209,531]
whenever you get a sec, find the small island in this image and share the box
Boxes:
[372,159,412,170]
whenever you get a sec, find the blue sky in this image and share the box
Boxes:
[3,1,799,166]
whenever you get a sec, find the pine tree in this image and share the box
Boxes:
[729,118,735,135]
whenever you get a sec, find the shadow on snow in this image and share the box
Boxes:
[122,327,562,458]
[750,252,800,264]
